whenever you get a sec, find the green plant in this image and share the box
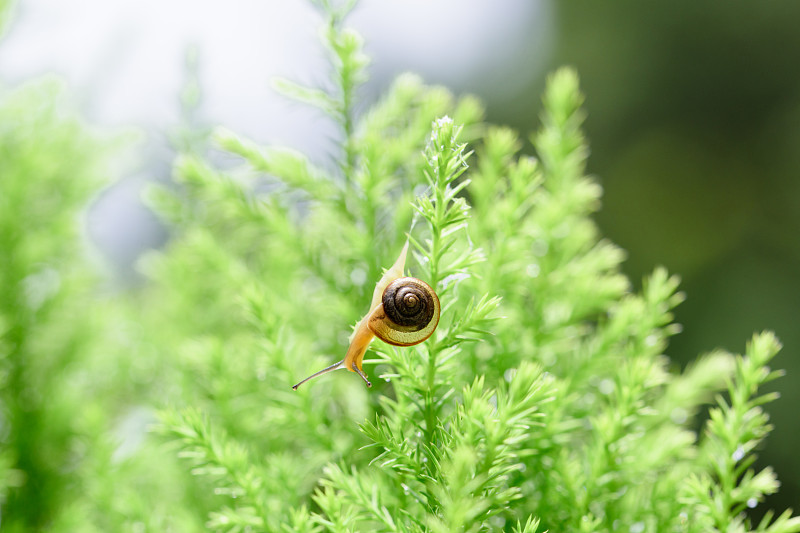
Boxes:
[0,72,204,533]
[0,78,127,530]
[146,4,800,532]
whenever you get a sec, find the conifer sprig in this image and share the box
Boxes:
[157,408,272,531]
[146,2,799,531]
[682,332,800,533]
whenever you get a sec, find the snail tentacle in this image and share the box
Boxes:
[292,360,344,390]
[352,361,372,387]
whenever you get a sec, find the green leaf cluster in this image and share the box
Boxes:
[0,2,797,532]
[0,77,211,533]
[0,78,156,531]
[147,4,800,533]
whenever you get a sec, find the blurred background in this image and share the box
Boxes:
[1,0,797,515]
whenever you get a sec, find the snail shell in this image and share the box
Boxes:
[368,277,439,346]
[292,242,440,390]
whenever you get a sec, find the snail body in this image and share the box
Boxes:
[292,243,440,390]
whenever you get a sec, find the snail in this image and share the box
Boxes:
[292,242,440,390]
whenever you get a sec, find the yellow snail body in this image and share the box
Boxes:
[292,243,440,390]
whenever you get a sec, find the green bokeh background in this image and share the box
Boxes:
[500,0,800,514]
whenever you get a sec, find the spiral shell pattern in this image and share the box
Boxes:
[368,277,440,346]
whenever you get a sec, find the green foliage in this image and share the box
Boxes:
[1,2,797,532]
[0,78,202,533]
[0,78,131,530]
[0,0,14,38]
[681,332,800,533]
[146,4,800,533]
